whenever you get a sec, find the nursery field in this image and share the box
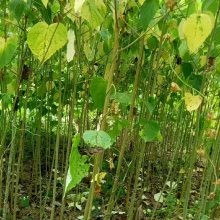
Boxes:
[0,0,220,219]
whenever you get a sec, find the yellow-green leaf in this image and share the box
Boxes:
[81,0,106,29]
[27,22,67,63]
[179,13,214,53]
[184,92,202,111]
[74,0,86,14]
[41,0,48,7]
[7,80,17,95]
[0,36,17,68]
[94,172,106,186]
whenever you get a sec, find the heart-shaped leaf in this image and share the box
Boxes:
[81,0,106,29]
[74,0,86,14]
[83,130,112,149]
[41,0,48,8]
[9,0,27,22]
[0,36,17,68]
[139,120,160,142]
[27,22,67,63]
[179,13,214,53]
[184,92,202,111]
[139,0,159,31]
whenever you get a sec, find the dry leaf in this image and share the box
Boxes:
[171,82,181,92]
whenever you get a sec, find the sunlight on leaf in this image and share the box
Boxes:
[41,0,48,7]
[9,0,27,22]
[179,168,185,174]
[179,13,214,53]
[154,192,164,203]
[0,36,17,68]
[74,0,86,14]
[81,0,106,29]
[7,80,17,95]
[184,92,202,112]
[83,130,112,149]
[165,181,177,189]
[27,22,67,63]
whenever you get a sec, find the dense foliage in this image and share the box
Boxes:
[0,0,220,219]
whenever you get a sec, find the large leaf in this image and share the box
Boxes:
[146,97,157,115]
[65,134,89,194]
[178,13,214,54]
[74,0,86,14]
[9,0,27,22]
[27,22,67,63]
[111,92,132,105]
[184,92,202,112]
[89,77,107,110]
[81,0,106,29]
[0,36,17,68]
[139,0,159,31]
[41,0,49,8]
[83,130,112,149]
[182,62,193,79]
[202,0,218,15]
[188,74,203,91]
[139,120,160,142]
[33,0,52,24]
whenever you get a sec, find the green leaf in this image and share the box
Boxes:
[139,0,159,31]
[215,57,220,74]
[213,25,220,46]
[0,36,17,68]
[146,97,157,115]
[178,41,188,58]
[33,0,52,24]
[111,92,132,105]
[7,79,17,95]
[188,74,203,91]
[9,0,27,22]
[27,22,67,63]
[108,119,128,142]
[147,35,159,51]
[139,120,160,142]
[74,0,86,14]
[182,62,193,78]
[19,196,30,208]
[41,0,49,8]
[202,0,218,15]
[81,0,106,29]
[83,130,112,149]
[200,215,209,220]
[89,77,107,110]
[65,134,89,194]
